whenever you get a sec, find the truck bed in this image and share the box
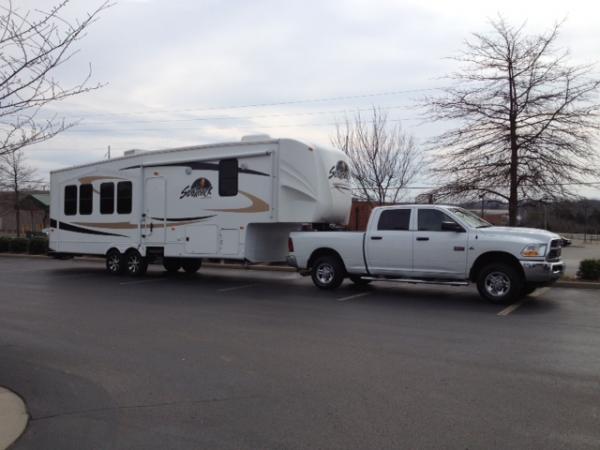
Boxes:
[289,231,366,273]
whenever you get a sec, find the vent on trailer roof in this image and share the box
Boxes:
[123,149,149,156]
[241,134,271,142]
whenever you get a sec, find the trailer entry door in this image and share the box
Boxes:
[144,177,166,244]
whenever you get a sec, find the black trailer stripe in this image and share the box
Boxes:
[58,221,127,237]
[150,215,216,222]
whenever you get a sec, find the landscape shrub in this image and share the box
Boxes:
[0,237,10,252]
[28,237,48,255]
[8,237,29,253]
[577,259,600,281]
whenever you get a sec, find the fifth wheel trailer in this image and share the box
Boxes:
[48,135,352,275]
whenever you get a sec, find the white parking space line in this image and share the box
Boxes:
[119,278,164,286]
[337,292,371,302]
[497,301,525,316]
[218,283,258,292]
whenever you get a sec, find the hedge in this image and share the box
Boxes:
[0,236,49,254]
[578,259,600,281]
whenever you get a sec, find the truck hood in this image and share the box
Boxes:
[476,226,560,243]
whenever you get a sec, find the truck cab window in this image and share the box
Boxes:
[79,184,93,215]
[219,158,238,197]
[418,209,457,231]
[377,209,411,231]
[100,183,115,214]
[64,185,77,215]
[117,181,132,214]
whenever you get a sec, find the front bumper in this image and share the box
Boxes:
[520,260,565,283]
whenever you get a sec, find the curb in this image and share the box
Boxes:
[555,280,600,289]
[0,253,296,272]
[0,386,28,450]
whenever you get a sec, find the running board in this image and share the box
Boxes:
[361,277,469,287]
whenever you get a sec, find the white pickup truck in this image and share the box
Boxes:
[287,205,565,303]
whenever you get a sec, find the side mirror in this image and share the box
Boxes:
[441,221,464,232]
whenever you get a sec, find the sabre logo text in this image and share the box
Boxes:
[180,177,213,199]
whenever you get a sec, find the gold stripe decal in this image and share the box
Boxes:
[207,191,269,213]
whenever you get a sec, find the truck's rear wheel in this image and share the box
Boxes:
[311,255,344,290]
[125,249,148,277]
[476,263,522,304]
[106,249,124,275]
[163,258,181,273]
[181,259,202,274]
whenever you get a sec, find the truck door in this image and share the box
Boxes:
[412,208,468,279]
[144,177,166,245]
[364,208,413,276]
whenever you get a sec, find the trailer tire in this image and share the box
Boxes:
[349,275,371,286]
[476,263,522,304]
[163,258,181,273]
[181,259,202,274]
[311,255,345,290]
[125,249,148,277]
[106,249,124,275]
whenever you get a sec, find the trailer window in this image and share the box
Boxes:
[377,209,411,231]
[79,184,93,215]
[64,185,77,215]
[100,183,114,214]
[219,159,238,197]
[117,181,132,214]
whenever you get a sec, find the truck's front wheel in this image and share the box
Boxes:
[311,255,345,290]
[476,263,523,304]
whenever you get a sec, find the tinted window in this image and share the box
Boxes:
[117,181,132,214]
[79,184,93,215]
[100,183,114,214]
[418,209,457,231]
[64,185,77,215]
[219,158,238,197]
[377,209,411,231]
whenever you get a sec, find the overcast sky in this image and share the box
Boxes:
[17,0,600,198]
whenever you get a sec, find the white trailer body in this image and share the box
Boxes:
[49,136,351,264]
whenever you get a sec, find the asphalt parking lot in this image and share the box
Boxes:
[1,256,599,450]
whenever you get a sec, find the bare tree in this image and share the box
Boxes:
[424,17,600,225]
[0,149,43,236]
[332,107,422,205]
[0,0,110,158]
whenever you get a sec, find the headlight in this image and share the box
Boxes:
[521,244,547,257]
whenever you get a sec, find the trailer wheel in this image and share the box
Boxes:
[311,255,344,290]
[163,258,181,273]
[125,249,148,277]
[181,259,202,274]
[106,249,124,275]
[476,263,522,304]
[349,275,371,286]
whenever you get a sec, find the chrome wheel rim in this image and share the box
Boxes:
[316,263,335,285]
[108,254,120,272]
[128,254,141,274]
[484,271,511,297]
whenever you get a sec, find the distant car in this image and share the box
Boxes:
[560,236,572,247]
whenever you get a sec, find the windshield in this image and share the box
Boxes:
[448,207,492,228]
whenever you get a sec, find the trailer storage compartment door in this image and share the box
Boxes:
[186,225,218,254]
[220,229,240,255]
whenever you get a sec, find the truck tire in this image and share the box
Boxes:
[106,249,124,275]
[125,249,148,277]
[163,258,181,273]
[476,263,523,304]
[311,255,345,290]
[349,275,371,286]
[181,259,202,274]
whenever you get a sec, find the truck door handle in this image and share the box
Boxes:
[416,237,429,241]
[370,236,383,240]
